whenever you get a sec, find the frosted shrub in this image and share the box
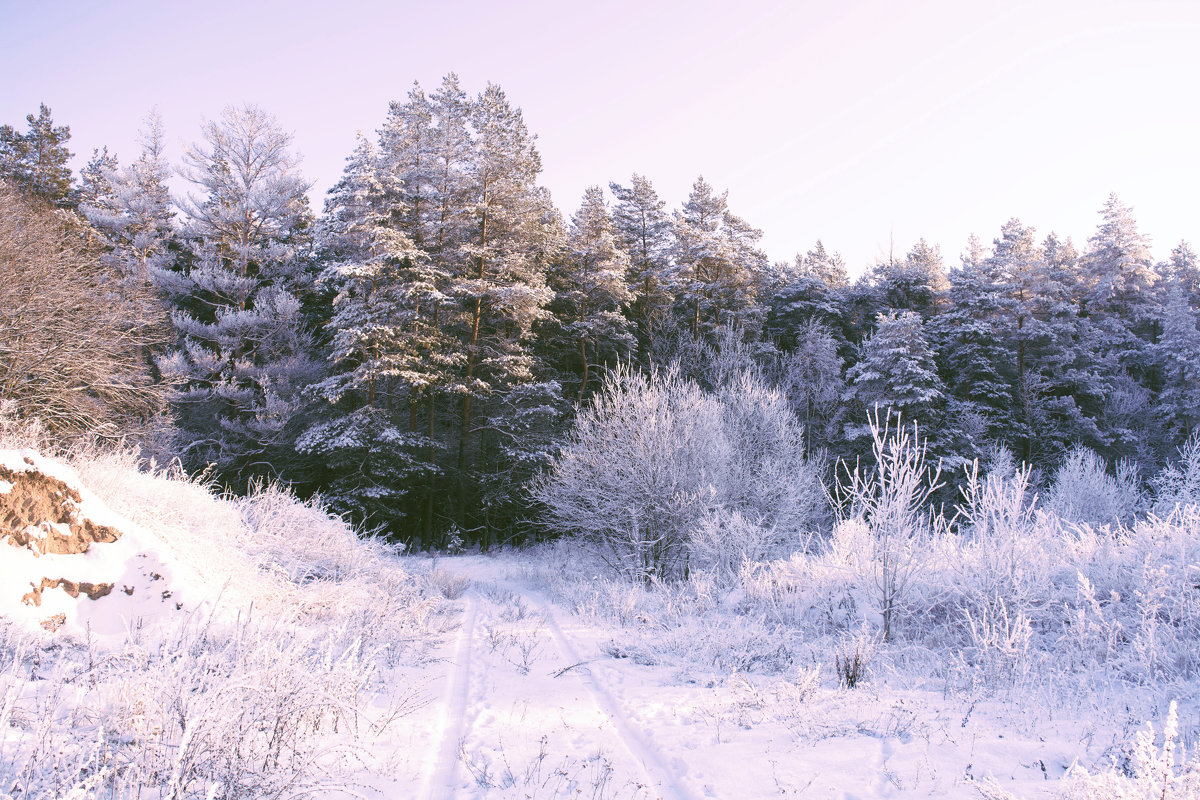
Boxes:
[535,366,726,581]
[1153,432,1200,516]
[833,412,941,640]
[536,365,824,582]
[1048,447,1139,528]
[690,510,784,585]
[1059,702,1200,800]
[716,369,827,536]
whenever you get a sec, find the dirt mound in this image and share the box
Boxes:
[1,457,123,556]
[1,454,127,615]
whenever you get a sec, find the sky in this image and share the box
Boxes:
[2,0,1198,274]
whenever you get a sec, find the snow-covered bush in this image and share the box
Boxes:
[1153,432,1200,516]
[535,365,824,582]
[832,412,942,640]
[1047,446,1140,528]
[1059,701,1200,799]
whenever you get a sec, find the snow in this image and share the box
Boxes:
[2,448,1197,798]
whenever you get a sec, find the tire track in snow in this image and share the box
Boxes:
[419,592,477,800]
[526,590,696,800]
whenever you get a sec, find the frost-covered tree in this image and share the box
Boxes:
[671,177,768,339]
[1080,194,1159,376]
[449,84,557,528]
[846,310,960,467]
[80,111,175,350]
[609,174,674,360]
[848,311,944,427]
[378,81,435,247]
[765,241,851,358]
[798,239,848,289]
[545,186,635,401]
[1154,281,1200,446]
[782,319,844,455]
[0,104,74,207]
[871,238,948,319]
[162,105,317,485]
[931,230,1013,440]
[298,133,443,533]
[1165,240,1200,307]
[77,147,119,212]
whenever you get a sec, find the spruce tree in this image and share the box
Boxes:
[1154,281,1200,447]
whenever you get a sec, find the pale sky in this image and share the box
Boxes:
[2,0,1197,274]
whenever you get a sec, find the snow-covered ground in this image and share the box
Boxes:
[1,446,1197,798]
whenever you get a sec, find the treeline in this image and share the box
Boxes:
[2,77,1198,548]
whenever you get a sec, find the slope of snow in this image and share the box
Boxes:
[1,448,1197,798]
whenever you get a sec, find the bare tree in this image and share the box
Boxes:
[0,182,166,440]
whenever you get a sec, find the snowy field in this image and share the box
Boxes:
[2,443,1199,799]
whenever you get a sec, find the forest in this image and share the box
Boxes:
[2,74,1198,551]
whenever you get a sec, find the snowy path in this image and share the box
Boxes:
[409,565,694,800]
[400,554,1084,800]
[526,589,695,800]
[419,594,478,800]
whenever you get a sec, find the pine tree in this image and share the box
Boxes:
[546,186,635,401]
[299,133,442,533]
[449,82,556,540]
[77,147,119,212]
[79,112,176,381]
[845,310,962,470]
[0,104,74,206]
[163,105,317,486]
[799,239,848,289]
[1080,194,1159,374]
[379,81,435,246]
[848,311,945,428]
[765,241,850,356]
[1165,241,1200,307]
[871,238,948,318]
[609,174,673,360]
[930,230,1013,440]
[671,176,767,339]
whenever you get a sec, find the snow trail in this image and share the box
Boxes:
[419,594,478,800]
[528,590,697,800]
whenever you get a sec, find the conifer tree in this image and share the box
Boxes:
[546,186,635,401]
[609,174,674,359]
[930,230,1013,440]
[671,176,767,339]
[1154,280,1200,446]
[445,82,556,539]
[79,112,176,384]
[845,310,962,469]
[766,241,850,356]
[162,105,317,486]
[871,238,948,319]
[299,133,442,532]
[0,104,74,206]
[1166,241,1200,307]
[1080,194,1159,375]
